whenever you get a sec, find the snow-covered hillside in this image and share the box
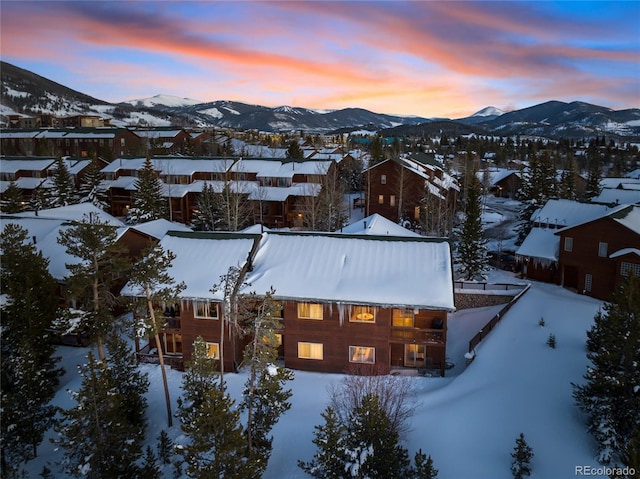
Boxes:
[24,272,607,479]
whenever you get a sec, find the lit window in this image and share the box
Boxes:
[598,242,608,257]
[351,306,375,323]
[564,237,573,252]
[585,273,593,292]
[206,342,220,359]
[194,301,218,319]
[381,174,387,185]
[390,195,396,207]
[349,346,375,364]
[162,333,182,355]
[621,262,640,276]
[392,309,414,328]
[274,333,283,347]
[414,206,420,220]
[298,342,323,360]
[378,195,384,205]
[298,303,323,320]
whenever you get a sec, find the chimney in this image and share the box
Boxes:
[32,236,37,244]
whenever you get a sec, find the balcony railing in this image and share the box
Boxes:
[390,328,444,343]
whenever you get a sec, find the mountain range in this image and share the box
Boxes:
[2,61,639,141]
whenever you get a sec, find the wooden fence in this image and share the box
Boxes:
[467,283,531,356]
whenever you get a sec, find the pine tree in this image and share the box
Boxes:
[177,337,250,479]
[140,446,161,479]
[0,224,62,477]
[50,156,79,207]
[157,430,174,465]
[516,152,557,244]
[510,433,533,479]
[30,184,53,212]
[240,289,294,477]
[286,139,304,160]
[0,181,25,213]
[573,274,640,463]
[411,449,439,479]
[105,334,149,429]
[456,175,488,280]
[558,159,577,200]
[128,242,185,427]
[192,181,223,231]
[58,213,130,362]
[298,406,347,479]
[584,156,603,201]
[55,351,144,479]
[78,159,109,210]
[343,394,411,478]
[369,136,385,167]
[128,155,167,224]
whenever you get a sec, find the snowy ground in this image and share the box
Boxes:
[25,195,610,478]
[26,272,607,479]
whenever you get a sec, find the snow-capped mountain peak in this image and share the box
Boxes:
[472,106,505,117]
[124,94,204,109]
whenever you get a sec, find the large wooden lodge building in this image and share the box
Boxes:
[121,230,455,376]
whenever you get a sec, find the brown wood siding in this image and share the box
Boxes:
[281,301,447,375]
[557,217,640,300]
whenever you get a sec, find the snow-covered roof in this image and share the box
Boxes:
[244,232,455,311]
[248,183,321,201]
[0,177,47,192]
[476,168,520,186]
[102,157,234,175]
[0,216,78,280]
[0,130,41,139]
[15,203,124,226]
[600,177,640,189]
[610,204,640,235]
[531,199,612,227]
[131,130,184,139]
[339,213,421,237]
[610,248,640,259]
[130,218,192,239]
[515,228,559,262]
[120,232,260,300]
[0,157,56,173]
[591,188,640,206]
[554,203,640,236]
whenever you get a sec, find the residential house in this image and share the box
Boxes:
[516,199,613,284]
[121,230,455,376]
[555,203,640,300]
[364,156,459,226]
[477,168,521,198]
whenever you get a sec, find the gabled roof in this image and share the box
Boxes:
[0,157,56,173]
[339,213,421,237]
[120,231,260,300]
[531,199,611,227]
[244,232,454,311]
[554,203,640,236]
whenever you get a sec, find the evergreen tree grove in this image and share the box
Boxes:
[0,181,25,213]
[573,274,640,463]
[50,156,78,207]
[0,224,62,477]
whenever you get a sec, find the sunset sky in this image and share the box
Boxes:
[1,1,638,118]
